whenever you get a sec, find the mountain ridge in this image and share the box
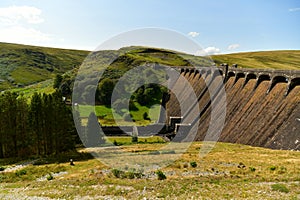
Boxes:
[1,42,300,91]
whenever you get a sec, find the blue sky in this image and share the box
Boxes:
[0,0,299,54]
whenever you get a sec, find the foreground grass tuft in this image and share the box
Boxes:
[271,183,289,193]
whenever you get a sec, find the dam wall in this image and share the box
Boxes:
[166,65,300,150]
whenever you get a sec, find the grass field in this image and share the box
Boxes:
[78,103,161,126]
[0,142,299,199]
[211,50,300,70]
[0,42,88,90]
[105,136,166,145]
[10,79,55,98]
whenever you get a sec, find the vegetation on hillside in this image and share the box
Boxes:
[212,50,300,70]
[0,42,89,90]
[56,47,204,125]
[0,44,299,199]
[2,42,299,94]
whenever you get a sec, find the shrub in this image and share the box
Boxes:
[125,171,135,179]
[15,169,27,176]
[271,183,289,193]
[47,173,54,181]
[112,168,123,178]
[134,172,143,179]
[111,168,143,179]
[143,112,150,120]
[249,167,256,172]
[0,166,5,171]
[156,170,166,180]
[190,161,197,168]
[113,140,118,146]
[238,162,246,168]
[270,166,277,171]
[132,136,138,143]
[183,163,189,168]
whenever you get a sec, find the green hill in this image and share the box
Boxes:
[211,50,300,70]
[0,42,89,90]
[1,42,300,92]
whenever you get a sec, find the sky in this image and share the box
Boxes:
[0,0,299,55]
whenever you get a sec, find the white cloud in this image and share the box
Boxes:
[227,44,240,50]
[196,46,221,56]
[188,31,200,38]
[0,5,44,25]
[0,26,51,44]
[289,7,300,12]
[0,6,53,47]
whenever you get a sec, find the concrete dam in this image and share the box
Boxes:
[164,65,300,150]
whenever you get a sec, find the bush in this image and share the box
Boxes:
[143,112,150,120]
[270,166,277,171]
[47,173,54,181]
[111,168,143,179]
[238,162,246,168]
[183,163,189,168]
[113,140,118,146]
[112,168,123,178]
[156,170,166,180]
[249,167,256,172]
[190,161,197,168]
[271,183,289,193]
[0,166,5,171]
[132,136,138,143]
[125,171,135,179]
[15,169,27,176]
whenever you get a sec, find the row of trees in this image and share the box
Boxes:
[0,90,77,158]
[54,66,168,107]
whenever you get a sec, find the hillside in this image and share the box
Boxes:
[0,42,89,90]
[1,42,300,92]
[211,50,300,70]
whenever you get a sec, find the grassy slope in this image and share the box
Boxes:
[211,50,300,70]
[0,42,89,90]
[1,42,299,92]
[0,142,299,199]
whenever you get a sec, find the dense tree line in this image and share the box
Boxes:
[54,67,167,107]
[0,90,76,158]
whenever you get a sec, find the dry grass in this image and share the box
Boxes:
[0,142,299,199]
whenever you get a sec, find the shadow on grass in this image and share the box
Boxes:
[32,150,94,166]
[0,150,94,166]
